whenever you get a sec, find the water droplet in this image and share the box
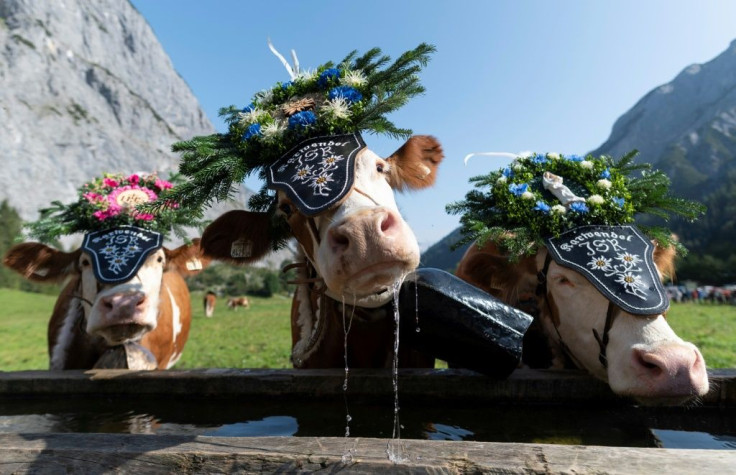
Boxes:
[415,327,421,333]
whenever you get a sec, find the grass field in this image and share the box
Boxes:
[0,288,734,371]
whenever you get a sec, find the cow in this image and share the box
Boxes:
[204,291,217,317]
[227,297,250,311]
[455,239,710,404]
[200,135,443,369]
[3,239,207,370]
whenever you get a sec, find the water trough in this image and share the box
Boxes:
[1,368,735,472]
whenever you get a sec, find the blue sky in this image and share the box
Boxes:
[131,0,736,249]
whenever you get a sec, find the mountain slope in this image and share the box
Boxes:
[0,0,214,222]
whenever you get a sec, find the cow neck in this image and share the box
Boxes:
[286,249,389,367]
[536,252,619,370]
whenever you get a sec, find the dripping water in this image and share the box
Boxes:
[414,277,420,333]
[341,294,357,464]
[386,277,409,464]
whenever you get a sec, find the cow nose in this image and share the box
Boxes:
[327,209,401,256]
[632,345,708,396]
[102,293,147,315]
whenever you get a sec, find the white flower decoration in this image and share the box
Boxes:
[597,179,612,190]
[513,162,524,172]
[547,153,560,160]
[588,255,611,271]
[580,160,594,169]
[295,68,317,82]
[341,69,367,87]
[551,204,567,214]
[254,89,274,106]
[293,164,314,182]
[496,176,508,184]
[587,194,605,205]
[261,121,286,142]
[521,191,534,200]
[237,108,263,126]
[321,97,352,120]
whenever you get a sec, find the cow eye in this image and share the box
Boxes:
[157,256,164,263]
[279,203,293,216]
[81,259,90,267]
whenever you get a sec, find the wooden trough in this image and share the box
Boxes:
[1,368,735,473]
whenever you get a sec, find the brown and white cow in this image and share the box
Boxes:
[3,240,207,370]
[455,240,709,404]
[227,297,250,310]
[204,291,217,317]
[201,135,443,369]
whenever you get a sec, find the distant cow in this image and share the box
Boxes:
[227,297,250,310]
[4,238,207,370]
[456,238,709,404]
[201,136,443,368]
[204,291,217,317]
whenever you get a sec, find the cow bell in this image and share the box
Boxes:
[399,268,533,378]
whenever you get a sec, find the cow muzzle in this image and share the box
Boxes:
[318,207,420,303]
[87,290,157,345]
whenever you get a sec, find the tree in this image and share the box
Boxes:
[0,200,23,289]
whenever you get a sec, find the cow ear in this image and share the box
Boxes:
[164,239,211,277]
[653,241,677,282]
[3,243,80,283]
[200,210,274,265]
[386,135,444,190]
[455,240,538,305]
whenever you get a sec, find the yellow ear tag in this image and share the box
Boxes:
[230,238,253,258]
[185,258,202,271]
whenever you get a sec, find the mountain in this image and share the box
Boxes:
[419,227,470,272]
[591,39,736,203]
[0,0,216,221]
[0,0,294,267]
[425,40,736,280]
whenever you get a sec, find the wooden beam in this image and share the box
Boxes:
[1,433,734,473]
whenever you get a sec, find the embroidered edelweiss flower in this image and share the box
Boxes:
[588,255,611,271]
[321,154,344,168]
[261,121,286,141]
[616,252,642,266]
[282,98,316,117]
[597,179,612,190]
[615,272,644,292]
[587,194,605,205]
[321,97,352,120]
[309,172,334,194]
[293,164,314,182]
[100,244,117,255]
[341,69,367,87]
[551,204,566,214]
[580,160,594,169]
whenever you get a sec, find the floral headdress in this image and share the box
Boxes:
[156,43,436,249]
[26,172,200,243]
[447,150,706,260]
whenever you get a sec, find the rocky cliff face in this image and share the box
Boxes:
[591,40,736,200]
[0,0,215,221]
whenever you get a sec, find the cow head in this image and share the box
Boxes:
[4,239,205,359]
[456,239,709,405]
[201,135,442,308]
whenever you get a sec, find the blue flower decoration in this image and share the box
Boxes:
[534,201,550,213]
[570,202,589,213]
[531,153,547,165]
[288,110,317,129]
[613,197,625,208]
[281,81,293,90]
[242,123,261,140]
[502,167,514,178]
[508,183,529,196]
[567,154,584,162]
[600,168,611,179]
[328,86,363,103]
[241,103,255,113]
[318,68,341,88]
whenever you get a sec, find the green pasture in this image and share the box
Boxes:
[0,288,734,371]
